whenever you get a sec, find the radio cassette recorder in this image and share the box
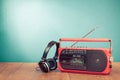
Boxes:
[58,38,112,74]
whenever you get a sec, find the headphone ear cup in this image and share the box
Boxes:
[47,58,57,70]
[38,61,50,73]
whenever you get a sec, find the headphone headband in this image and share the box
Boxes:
[41,41,59,60]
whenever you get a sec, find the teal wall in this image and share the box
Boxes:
[0,0,120,62]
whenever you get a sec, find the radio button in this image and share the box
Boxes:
[109,65,112,68]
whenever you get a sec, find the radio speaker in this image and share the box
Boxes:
[86,50,107,72]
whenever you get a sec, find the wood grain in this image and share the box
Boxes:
[0,62,120,80]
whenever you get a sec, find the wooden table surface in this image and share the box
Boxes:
[0,62,120,80]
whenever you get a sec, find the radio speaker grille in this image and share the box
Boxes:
[86,50,107,72]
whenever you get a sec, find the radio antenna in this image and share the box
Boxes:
[71,27,99,47]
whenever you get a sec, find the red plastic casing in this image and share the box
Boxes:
[58,38,112,75]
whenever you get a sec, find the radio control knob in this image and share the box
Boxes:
[110,56,113,62]
[109,65,112,68]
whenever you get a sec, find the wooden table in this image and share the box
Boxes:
[0,62,120,80]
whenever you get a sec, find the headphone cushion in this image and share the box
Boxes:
[47,58,57,70]
[39,61,50,73]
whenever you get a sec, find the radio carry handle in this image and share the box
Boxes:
[59,38,112,53]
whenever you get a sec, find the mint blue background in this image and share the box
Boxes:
[0,0,120,62]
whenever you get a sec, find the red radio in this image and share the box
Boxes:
[58,38,112,74]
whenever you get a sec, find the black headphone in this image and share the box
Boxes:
[38,41,59,73]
